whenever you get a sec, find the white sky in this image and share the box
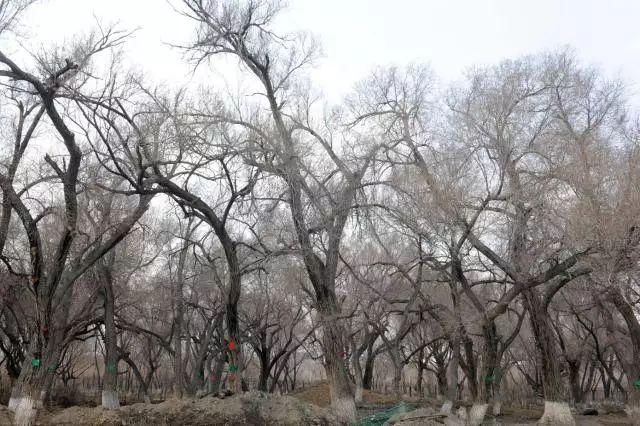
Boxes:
[16,0,640,101]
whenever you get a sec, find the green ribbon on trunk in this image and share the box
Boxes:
[634,379,640,390]
[485,375,495,383]
[107,363,117,374]
[31,359,41,368]
[229,364,238,373]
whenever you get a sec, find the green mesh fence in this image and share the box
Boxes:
[353,402,410,426]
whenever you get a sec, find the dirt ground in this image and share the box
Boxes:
[495,406,632,425]
[293,382,398,408]
[0,387,633,425]
[0,391,337,425]
[293,384,633,425]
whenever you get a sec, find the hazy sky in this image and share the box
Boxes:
[18,0,640,101]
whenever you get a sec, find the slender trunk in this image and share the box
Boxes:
[223,238,243,394]
[362,343,376,390]
[567,359,582,405]
[352,346,364,403]
[444,332,460,411]
[416,356,424,398]
[462,334,478,400]
[257,348,269,392]
[100,263,119,409]
[172,233,189,399]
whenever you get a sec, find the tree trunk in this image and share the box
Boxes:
[607,288,640,421]
[257,348,270,392]
[223,237,243,395]
[11,339,60,426]
[443,332,460,413]
[523,288,574,425]
[362,344,376,390]
[172,231,190,399]
[469,320,500,425]
[352,346,364,403]
[317,293,356,423]
[567,359,582,405]
[100,262,120,409]
[390,346,403,400]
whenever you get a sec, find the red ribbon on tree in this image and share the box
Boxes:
[228,340,237,351]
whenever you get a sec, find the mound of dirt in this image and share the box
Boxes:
[293,382,397,408]
[39,391,338,425]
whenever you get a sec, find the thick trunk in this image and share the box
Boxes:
[538,401,576,426]
[11,348,57,426]
[11,302,66,425]
[468,403,489,426]
[469,320,500,425]
[607,288,640,411]
[317,293,356,423]
[523,288,574,425]
[523,288,565,401]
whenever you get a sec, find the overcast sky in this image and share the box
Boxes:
[18,0,640,101]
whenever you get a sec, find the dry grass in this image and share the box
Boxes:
[292,382,398,408]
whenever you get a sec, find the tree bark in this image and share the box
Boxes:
[523,288,575,425]
[99,259,120,409]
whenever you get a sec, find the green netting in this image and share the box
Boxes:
[353,402,408,426]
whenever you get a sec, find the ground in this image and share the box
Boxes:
[0,391,337,425]
[0,386,633,425]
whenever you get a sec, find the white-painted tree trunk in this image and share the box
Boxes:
[455,406,468,422]
[101,389,120,410]
[8,388,19,411]
[13,396,37,426]
[538,401,575,425]
[492,400,502,416]
[440,400,453,414]
[625,405,640,426]
[468,403,488,426]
